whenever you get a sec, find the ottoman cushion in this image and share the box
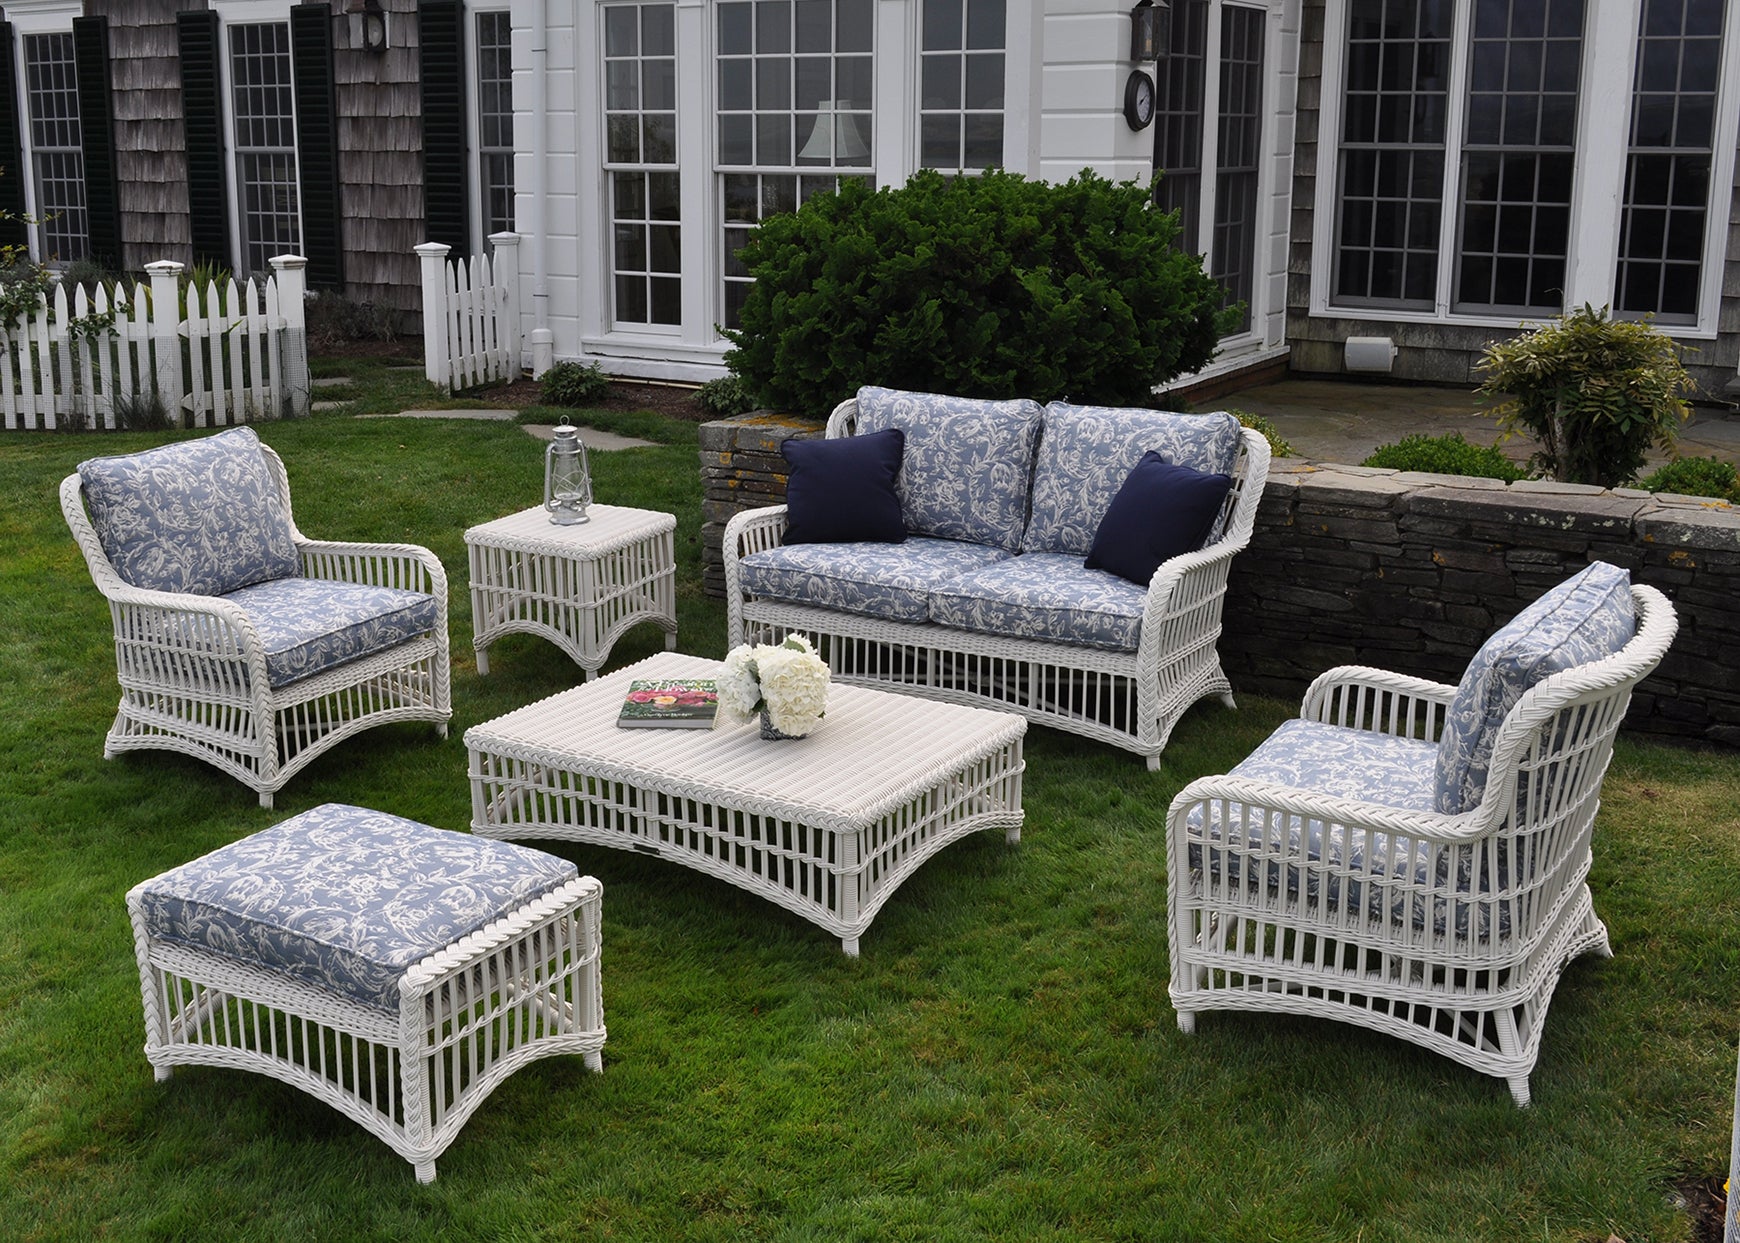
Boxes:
[135,803,578,1012]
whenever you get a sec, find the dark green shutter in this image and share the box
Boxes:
[290,3,343,290]
[0,23,27,251]
[177,9,232,271]
[72,16,123,269]
[419,0,468,259]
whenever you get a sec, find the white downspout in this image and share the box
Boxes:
[526,0,554,376]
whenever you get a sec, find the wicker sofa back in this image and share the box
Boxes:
[724,388,1271,769]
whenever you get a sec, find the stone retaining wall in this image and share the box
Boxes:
[698,413,823,597]
[698,416,1740,747]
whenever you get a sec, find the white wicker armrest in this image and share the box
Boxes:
[723,504,790,647]
[825,398,859,439]
[1300,666,1460,742]
[1168,772,1485,842]
[296,539,449,598]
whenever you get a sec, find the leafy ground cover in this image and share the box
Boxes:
[2,392,1739,1241]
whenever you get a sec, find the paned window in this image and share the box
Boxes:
[1616,0,1724,321]
[1212,6,1264,333]
[716,0,873,330]
[229,22,301,276]
[1453,0,1583,312]
[23,32,88,263]
[1154,0,1207,253]
[477,10,516,238]
[1333,0,1451,307]
[918,0,1005,171]
[604,2,680,326]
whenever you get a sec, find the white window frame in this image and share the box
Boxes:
[211,0,301,279]
[4,0,83,267]
[570,0,1039,365]
[469,5,516,254]
[1157,0,1285,351]
[1310,0,1740,341]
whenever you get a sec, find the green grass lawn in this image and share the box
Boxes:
[3,392,1739,1241]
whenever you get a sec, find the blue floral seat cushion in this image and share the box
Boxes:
[926,553,1148,652]
[854,386,1044,553]
[1190,719,1515,936]
[134,803,578,1013]
[222,578,442,688]
[1433,561,1636,815]
[1024,404,1243,556]
[740,539,1013,624]
[78,426,301,597]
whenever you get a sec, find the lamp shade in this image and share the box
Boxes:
[798,102,869,162]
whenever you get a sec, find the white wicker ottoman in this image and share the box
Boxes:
[126,803,606,1183]
[466,652,1026,955]
[465,504,678,679]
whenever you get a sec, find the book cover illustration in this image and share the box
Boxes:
[616,679,720,729]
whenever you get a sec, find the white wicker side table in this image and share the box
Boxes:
[465,504,678,679]
[127,803,606,1183]
[466,652,1026,955]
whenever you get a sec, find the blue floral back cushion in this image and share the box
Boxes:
[1024,404,1243,556]
[135,803,578,1012]
[78,426,300,596]
[854,386,1043,552]
[1433,561,1636,814]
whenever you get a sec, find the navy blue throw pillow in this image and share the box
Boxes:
[1084,451,1234,586]
[781,428,907,544]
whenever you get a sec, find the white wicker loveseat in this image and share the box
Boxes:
[62,427,452,807]
[724,387,1271,768]
[1165,563,1678,1105]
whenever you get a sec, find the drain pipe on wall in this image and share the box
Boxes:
[525,0,554,377]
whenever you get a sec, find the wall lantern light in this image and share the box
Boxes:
[1129,0,1164,62]
[348,0,389,55]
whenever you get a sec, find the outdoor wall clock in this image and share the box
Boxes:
[1123,69,1156,131]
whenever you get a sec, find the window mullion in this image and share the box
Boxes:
[1433,0,1471,317]
[1564,0,1635,308]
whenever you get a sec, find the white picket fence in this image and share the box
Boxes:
[418,233,522,392]
[0,254,310,432]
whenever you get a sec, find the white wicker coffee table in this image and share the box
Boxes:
[465,504,677,679]
[465,652,1026,954]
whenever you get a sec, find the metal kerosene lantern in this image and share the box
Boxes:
[544,417,593,525]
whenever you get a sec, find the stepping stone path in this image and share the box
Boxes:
[315,374,658,450]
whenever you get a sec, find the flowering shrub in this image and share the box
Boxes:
[718,634,830,737]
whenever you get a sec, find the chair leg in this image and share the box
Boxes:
[1176,1010,1196,1035]
[1145,754,1162,773]
[258,790,274,810]
[1507,1077,1531,1108]
[1218,691,1237,709]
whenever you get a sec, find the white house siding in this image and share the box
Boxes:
[504,0,1304,385]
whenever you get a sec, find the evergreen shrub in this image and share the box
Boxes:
[1639,456,1740,502]
[723,169,1234,418]
[541,361,613,407]
[696,375,756,417]
[1361,432,1526,481]
[1476,305,1694,487]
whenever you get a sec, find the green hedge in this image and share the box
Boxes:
[1361,432,1527,481]
[723,169,1233,418]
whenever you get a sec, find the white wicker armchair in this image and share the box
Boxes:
[1166,579,1677,1105]
[62,431,451,808]
[725,397,1271,769]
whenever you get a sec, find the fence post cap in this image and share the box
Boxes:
[415,242,453,257]
[144,260,184,275]
[268,254,308,270]
[488,231,520,244]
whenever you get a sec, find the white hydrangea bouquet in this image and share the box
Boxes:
[717,633,830,739]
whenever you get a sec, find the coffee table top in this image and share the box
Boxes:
[464,652,1026,827]
[464,504,675,554]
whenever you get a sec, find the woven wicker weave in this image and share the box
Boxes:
[61,445,452,808]
[465,652,1026,955]
[1165,585,1678,1105]
[464,504,678,679]
[127,874,605,1182]
[723,398,1271,770]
